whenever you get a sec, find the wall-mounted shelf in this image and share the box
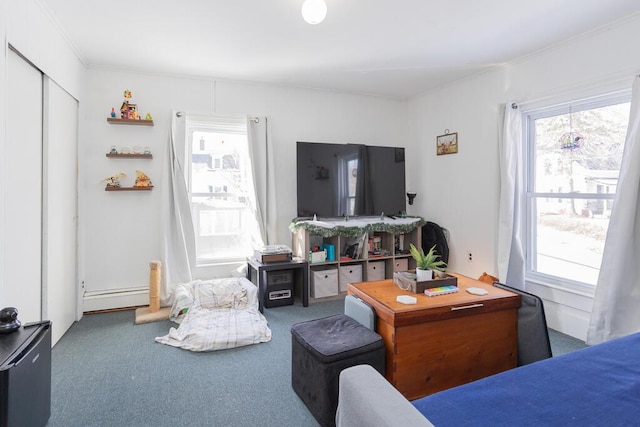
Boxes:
[105,186,153,191]
[107,118,154,126]
[106,153,153,159]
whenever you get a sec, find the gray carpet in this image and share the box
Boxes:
[47,299,586,427]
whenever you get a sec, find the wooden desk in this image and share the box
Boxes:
[348,274,521,400]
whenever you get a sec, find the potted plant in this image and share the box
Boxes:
[409,243,447,281]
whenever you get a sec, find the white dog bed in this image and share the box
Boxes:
[155,277,271,351]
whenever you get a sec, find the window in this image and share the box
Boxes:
[524,94,630,288]
[186,116,259,265]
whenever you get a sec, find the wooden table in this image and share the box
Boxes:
[348,274,521,400]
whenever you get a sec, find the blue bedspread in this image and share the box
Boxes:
[413,332,640,426]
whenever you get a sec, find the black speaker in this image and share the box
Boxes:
[0,307,20,334]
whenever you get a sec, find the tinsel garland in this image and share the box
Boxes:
[289,216,426,238]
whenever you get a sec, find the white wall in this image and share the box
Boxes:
[80,71,408,309]
[80,70,215,308]
[407,14,640,340]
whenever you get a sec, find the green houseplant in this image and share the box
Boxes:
[409,243,447,281]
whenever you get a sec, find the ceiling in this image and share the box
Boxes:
[40,0,640,100]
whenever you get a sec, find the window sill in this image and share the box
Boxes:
[525,272,596,298]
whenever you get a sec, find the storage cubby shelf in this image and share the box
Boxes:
[292,217,425,301]
[106,118,154,126]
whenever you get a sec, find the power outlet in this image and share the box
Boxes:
[467,252,473,262]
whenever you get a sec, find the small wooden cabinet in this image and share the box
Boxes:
[348,275,520,400]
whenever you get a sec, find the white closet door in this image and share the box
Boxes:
[43,78,78,345]
[5,49,43,323]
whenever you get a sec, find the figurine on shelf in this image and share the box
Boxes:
[145,112,153,121]
[109,146,118,154]
[143,146,152,155]
[110,107,116,118]
[123,89,133,99]
[134,170,152,188]
[100,172,127,188]
[120,101,129,119]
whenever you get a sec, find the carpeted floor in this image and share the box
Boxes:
[47,298,586,427]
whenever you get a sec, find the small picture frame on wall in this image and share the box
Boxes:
[436,132,458,155]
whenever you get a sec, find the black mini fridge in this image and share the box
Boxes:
[0,321,52,427]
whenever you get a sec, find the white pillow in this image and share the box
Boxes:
[194,278,247,309]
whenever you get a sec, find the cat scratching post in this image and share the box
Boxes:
[135,260,171,324]
[149,260,161,312]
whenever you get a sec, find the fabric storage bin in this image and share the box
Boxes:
[311,268,338,298]
[339,264,363,293]
[393,258,408,272]
[367,261,385,281]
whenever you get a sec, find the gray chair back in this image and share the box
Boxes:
[344,295,376,331]
[493,282,553,366]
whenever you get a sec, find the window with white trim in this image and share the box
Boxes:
[186,116,259,265]
[524,94,630,289]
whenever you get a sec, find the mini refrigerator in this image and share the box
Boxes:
[0,321,51,427]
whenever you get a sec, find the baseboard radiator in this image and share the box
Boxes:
[83,287,149,312]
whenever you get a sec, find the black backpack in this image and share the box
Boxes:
[421,221,449,264]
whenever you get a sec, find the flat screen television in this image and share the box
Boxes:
[296,141,406,218]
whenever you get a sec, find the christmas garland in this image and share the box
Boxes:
[289,216,426,238]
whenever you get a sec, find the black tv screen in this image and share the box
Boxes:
[296,142,406,218]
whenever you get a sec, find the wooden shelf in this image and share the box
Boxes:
[106,153,153,159]
[105,186,153,191]
[107,118,154,126]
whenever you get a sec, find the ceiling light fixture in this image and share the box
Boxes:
[301,0,327,25]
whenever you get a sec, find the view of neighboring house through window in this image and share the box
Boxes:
[187,117,259,265]
[525,95,630,288]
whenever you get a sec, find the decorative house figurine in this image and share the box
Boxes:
[134,170,152,188]
[110,89,151,122]
[100,172,127,188]
[120,101,129,119]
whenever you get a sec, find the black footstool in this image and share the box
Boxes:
[291,314,385,427]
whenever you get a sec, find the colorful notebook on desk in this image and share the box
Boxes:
[424,285,459,297]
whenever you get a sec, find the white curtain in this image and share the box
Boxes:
[497,102,526,288]
[587,76,640,345]
[247,116,277,245]
[159,112,195,305]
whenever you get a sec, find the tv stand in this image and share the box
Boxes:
[290,216,425,300]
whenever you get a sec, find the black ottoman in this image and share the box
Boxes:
[291,314,385,427]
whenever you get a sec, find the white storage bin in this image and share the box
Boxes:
[367,261,386,281]
[393,258,408,272]
[311,268,338,298]
[339,264,363,293]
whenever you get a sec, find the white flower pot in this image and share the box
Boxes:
[416,268,433,281]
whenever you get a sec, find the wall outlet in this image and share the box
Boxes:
[467,252,473,262]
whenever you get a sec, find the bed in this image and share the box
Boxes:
[155,277,271,352]
[337,331,640,426]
